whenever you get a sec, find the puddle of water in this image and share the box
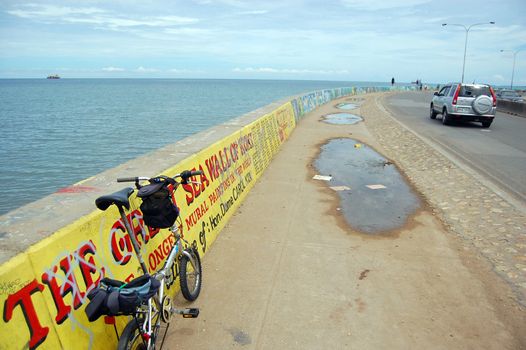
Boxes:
[314,138,420,234]
[336,103,359,110]
[322,113,363,125]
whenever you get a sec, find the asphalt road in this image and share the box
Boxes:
[384,91,526,207]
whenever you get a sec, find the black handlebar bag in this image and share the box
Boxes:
[137,182,179,229]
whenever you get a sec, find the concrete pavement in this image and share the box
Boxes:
[165,92,526,349]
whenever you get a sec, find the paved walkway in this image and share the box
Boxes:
[165,92,526,349]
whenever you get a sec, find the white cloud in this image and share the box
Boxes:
[236,10,268,15]
[136,66,158,73]
[102,66,125,72]
[7,4,199,29]
[340,0,431,10]
[8,4,105,18]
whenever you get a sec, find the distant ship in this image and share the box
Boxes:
[47,74,60,79]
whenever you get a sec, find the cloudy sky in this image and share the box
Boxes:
[1,0,525,85]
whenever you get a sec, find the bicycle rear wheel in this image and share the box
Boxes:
[118,319,147,350]
[118,313,162,350]
[179,248,202,301]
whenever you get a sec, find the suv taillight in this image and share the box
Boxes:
[452,84,461,105]
[489,86,497,107]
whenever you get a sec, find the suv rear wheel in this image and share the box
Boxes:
[442,108,450,125]
[429,104,437,119]
[481,120,492,128]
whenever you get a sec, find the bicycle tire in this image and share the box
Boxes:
[179,249,202,301]
[117,319,147,350]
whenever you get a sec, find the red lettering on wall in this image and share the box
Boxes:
[110,210,164,265]
[230,142,239,162]
[77,241,105,293]
[183,165,210,206]
[3,279,49,350]
[183,167,198,205]
[238,133,254,155]
[185,200,210,230]
[205,154,221,181]
[147,236,176,271]
[110,219,133,265]
[219,147,231,170]
[148,226,160,240]
[129,210,149,245]
[41,255,85,324]
[199,164,210,190]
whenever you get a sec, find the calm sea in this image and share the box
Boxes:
[0,78,392,215]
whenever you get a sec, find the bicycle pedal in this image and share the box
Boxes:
[182,308,199,318]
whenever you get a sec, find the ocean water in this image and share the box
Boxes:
[0,78,392,215]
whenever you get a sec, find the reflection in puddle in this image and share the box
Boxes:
[323,113,363,125]
[336,103,359,110]
[314,138,420,234]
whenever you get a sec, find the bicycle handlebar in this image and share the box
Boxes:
[116,171,203,184]
[117,177,138,183]
[179,170,203,179]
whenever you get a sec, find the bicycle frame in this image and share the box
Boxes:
[116,203,199,348]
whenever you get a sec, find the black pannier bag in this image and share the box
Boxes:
[85,275,160,322]
[137,182,179,229]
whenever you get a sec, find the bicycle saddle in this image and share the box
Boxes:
[95,187,134,211]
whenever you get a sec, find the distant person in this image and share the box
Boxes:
[391,77,395,86]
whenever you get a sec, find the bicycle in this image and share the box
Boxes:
[92,170,204,350]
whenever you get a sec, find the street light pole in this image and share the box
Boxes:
[500,49,523,89]
[442,21,495,83]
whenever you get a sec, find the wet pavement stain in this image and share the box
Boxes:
[228,328,252,346]
[359,269,370,280]
[336,103,359,110]
[313,138,421,234]
[322,113,363,125]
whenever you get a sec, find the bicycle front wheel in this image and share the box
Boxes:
[179,249,202,301]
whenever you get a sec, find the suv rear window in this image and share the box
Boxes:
[459,85,490,98]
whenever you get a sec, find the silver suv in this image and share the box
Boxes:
[430,83,497,128]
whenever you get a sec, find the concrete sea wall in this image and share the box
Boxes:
[497,99,526,117]
[0,86,407,349]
